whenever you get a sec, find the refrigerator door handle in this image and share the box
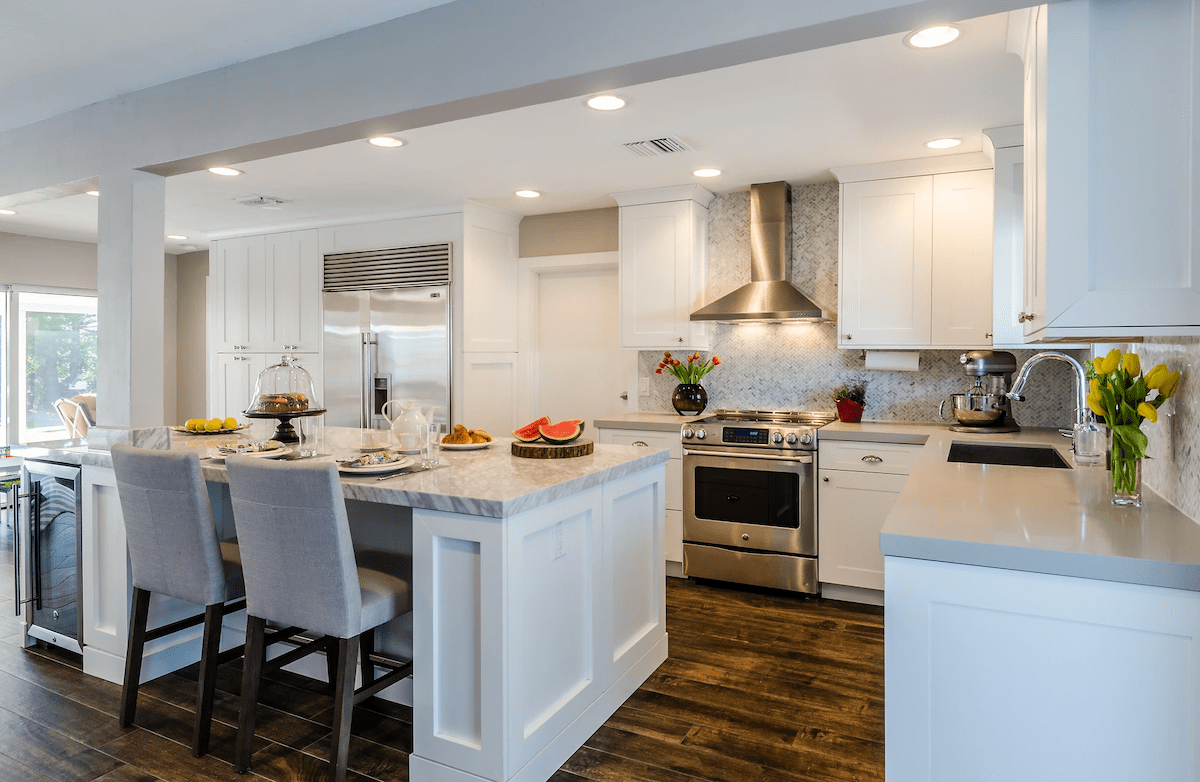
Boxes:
[30,487,42,611]
[5,485,19,616]
[361,331,378,428]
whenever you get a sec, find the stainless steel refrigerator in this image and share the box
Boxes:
[322,285,451,431]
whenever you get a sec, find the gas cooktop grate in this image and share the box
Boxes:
[713,409,837,425]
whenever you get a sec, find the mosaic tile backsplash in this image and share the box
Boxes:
[638,182,1085,430]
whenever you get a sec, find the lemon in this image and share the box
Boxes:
[185,418,203,431]
[206,417,224,431]
[223,417,238,430]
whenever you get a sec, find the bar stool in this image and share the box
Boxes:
[110,444,248,757]
[225,456,413,782]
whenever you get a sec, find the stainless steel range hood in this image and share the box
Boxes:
[690,181,833,322]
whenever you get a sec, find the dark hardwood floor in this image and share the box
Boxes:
[0,578,884,782]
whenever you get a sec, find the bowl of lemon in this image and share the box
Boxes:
[174,417,249,434]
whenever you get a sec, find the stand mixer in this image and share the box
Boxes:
[942,350,1021,434]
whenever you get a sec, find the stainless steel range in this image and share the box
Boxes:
[682,409,836,594]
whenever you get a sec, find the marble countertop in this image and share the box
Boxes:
[31,424,669,519]
[832,421,1200,591]
[593,412,705,432]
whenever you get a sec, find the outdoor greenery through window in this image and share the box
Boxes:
[18,292,97,443]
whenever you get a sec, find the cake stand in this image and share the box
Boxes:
[243,408,326,444]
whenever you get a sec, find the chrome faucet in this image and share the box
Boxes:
[1007,351,1090,427]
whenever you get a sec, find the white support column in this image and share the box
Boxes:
[96,169,166,428]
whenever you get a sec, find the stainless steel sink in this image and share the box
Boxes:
[947,441,1072,469]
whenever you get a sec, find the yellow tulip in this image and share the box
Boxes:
[1121,352,1141,376]
[1160,370,1181,398]
[1137,402,1158,423]
[1089,377,1101,394]
[1087,393,1106,417]
[1099,348,1122,375]
[1145,364,1169,389]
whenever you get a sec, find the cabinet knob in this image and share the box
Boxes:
[822,476,830,482]
[1018,311,1036,323]
[677,337,684,343]
[862,455,882,463]
[844,334,852,340]
[741,533,749,541]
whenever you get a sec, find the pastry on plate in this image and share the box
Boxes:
[468,429,492,443]
[442,424,472,444]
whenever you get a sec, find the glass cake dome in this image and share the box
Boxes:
[244,355,324,442]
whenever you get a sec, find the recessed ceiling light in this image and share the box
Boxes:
[905,24,962,49]
[368,136,404,148]
[208,166,243,177]
[693,168,722,178]
[515,190,541,198]
[0,209,15,215]
[85,190,99,197]
[166,234,188,240]
[926,137,963,149]
[586,94,626,111]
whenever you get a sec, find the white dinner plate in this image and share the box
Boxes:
[211,445,293,461]
[337,455,415,474]
[440,441,492,451]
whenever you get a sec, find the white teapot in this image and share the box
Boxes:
[381,399,440,444]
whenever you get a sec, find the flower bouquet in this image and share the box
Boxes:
[1085,349,1180,506]
[656,352,720,415]
[833,381,866,423]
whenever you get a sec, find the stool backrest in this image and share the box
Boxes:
[225,457,361,639]
[111,444,226,606]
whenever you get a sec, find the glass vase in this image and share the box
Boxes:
[1110,437,1143,507]
[672,384,707,416]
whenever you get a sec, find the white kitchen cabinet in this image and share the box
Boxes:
[818,439,921,596]
[597,426,684,574]
[834,159,994,350]
[612,186,712,351]
[1017,0,1200,340]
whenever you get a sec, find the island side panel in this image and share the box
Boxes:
[886,556,1200,781]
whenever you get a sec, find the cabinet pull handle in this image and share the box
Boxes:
[632,441,649,447]
[1018,311,1036,323]
[985,332,993,339]
[862,455,883,463]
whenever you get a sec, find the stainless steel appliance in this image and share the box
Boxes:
[322,244,452,431]
[16,459,83,653]
[682,409,836,594]
[940,350,1020,434]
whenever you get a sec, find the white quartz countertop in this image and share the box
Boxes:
[833,421,1200,591]
[41,424,669,519]
[593,412,705,432]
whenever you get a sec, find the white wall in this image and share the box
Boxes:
[0,232,96,289]
[175,250,209,421]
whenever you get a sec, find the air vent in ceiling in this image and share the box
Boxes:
[323,243,452,291]
[621,137,693,157]
[235,194,289,207]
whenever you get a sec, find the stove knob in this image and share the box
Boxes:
[785,433,797,445]
[682,427,695,439]
[800,433,813,445]
[696,429,707,440]
[771,432,783,444]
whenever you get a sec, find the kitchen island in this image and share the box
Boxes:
[51,424,670,782]
[843,422,1200,781]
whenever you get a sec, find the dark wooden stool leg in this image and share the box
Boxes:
[359,629,375,687]
[330,636,358,782]
[325,638,340,688]
[119,587,151,727]
[235,615,267,773]
[192,603,224,756]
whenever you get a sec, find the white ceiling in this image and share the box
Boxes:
[0,6,1024,253]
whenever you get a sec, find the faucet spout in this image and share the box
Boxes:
[1006,351,1090,426]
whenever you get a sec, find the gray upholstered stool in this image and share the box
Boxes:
[225,456,413,782]
[110,444,248,757]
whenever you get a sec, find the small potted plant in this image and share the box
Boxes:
[833,380,866,423]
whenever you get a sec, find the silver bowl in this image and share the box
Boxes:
[942,393,1006,426]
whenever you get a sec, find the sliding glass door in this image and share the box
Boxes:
[13,292,98,443]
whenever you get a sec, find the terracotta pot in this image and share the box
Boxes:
[836,398,864,423]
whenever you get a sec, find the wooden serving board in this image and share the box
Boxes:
[511,439,594,459]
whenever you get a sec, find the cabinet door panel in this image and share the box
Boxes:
[264,230,320,353]
[213,237,264,351]
[840,177,933,346]
[818,469,908,591]
[931,170,994,347]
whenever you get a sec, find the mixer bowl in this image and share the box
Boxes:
[946,393,1007,426]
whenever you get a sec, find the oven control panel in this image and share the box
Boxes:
[683,424,818,450]
[722,426,770,445]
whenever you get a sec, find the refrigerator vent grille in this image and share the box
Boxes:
[322,243,452,291]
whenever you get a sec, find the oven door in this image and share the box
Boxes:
[683,449,815,556]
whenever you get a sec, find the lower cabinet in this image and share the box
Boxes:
[596,427,683,572]
[818,439,921,594]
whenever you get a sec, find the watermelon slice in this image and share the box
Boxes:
[538,419,585,444]
[513,416,551,442]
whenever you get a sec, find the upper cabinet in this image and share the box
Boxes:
[211,229,320,353]
[1017,1,1200,340]
[833,157,994,350]
[612,186,712,350]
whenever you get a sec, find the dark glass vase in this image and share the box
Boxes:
[672,384,707,416]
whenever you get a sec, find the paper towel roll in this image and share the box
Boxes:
[864,350,920,372]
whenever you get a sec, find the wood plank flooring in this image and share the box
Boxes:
[0,578,884,782]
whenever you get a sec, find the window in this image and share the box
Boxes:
[13,292,98,443]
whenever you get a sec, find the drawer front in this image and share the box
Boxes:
[819,440,922,475]
[598,428,683,460]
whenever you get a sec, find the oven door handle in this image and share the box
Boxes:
[684,449,813,464]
